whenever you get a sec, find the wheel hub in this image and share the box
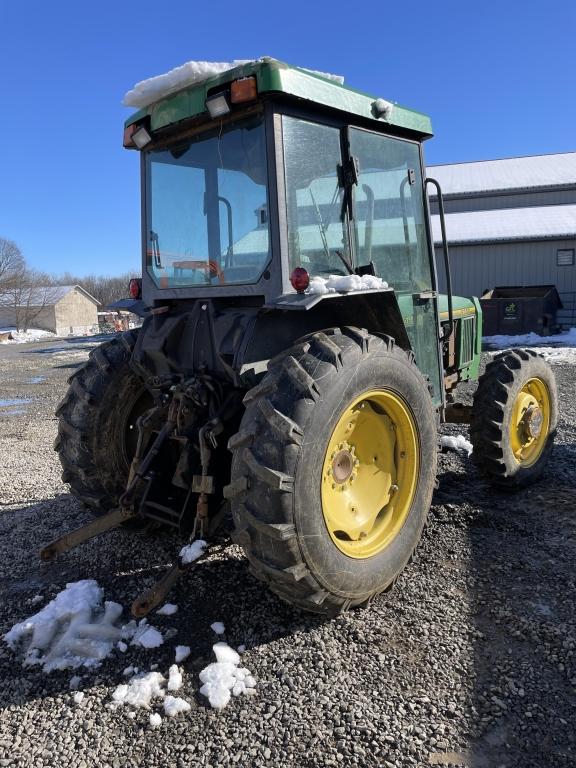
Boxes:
[521,405,543,440]
[330,443,358,488]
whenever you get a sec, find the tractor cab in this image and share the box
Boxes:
[123,57,464,406]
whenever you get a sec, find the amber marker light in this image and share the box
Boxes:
[230,77,258,104]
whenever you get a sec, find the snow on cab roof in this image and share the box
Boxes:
[427,152,576,196]
[431,204,576,244]
[123,57,344,110]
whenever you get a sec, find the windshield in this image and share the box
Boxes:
[146,116,270,288]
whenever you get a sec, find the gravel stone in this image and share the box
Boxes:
[0,336,575,767]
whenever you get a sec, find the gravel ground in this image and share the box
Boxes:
[0,335,575,768]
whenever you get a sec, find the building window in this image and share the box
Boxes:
[557,248,575,266]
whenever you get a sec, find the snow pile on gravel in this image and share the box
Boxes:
[113,671,166,708]
[180,539,207,564]
[3,581,167,671]
[0,327,56,344]
[130,621,164,649]
[3,580,131,671]
[210,621,225,635]
[307,273,388,295]
[174,645,191,663]
[441,434,473,456]
[112,664,191,721]
[484,327,576,349]
[123,58,344,109]
[199,642,257,710]
[156,603,178,616]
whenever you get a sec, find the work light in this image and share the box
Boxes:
[133,126,152,149]
[206,93,231,119]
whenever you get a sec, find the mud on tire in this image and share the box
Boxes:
[227,327,437,615]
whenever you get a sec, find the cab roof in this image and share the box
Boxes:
[124,57,433,140]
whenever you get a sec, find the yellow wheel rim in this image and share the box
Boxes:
[509,377,551,467]
[320,389,419,559]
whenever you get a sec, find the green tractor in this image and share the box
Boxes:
[49,58,557,615]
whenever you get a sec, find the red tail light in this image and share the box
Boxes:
[290,267,310,293]
[129,278,142,299]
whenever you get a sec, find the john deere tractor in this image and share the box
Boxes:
[50,58,557,615]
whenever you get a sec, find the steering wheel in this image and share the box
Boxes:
[172,260,225,285]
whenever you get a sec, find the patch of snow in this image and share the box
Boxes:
[73,691,85,705]
[131,623,164,649]
[117,640,128,653]
[237,644,246,654]
[167,664,183,692]
[164,628,178,640]
[175,645,191,663]
[3,580,129,672]
[30,595,44,605]
[150,663,158,670]
[301,67,344,84]
[149,712,162,728]
[123,665,135,677]
[164,695,191,717]
[156,603,178,616]
[0,327,56,345]
[210,622,225,636]
[441,434,473,456]
[179,539,207,565]
[483,327,576,350]
[112,671,166,709]
[306,273,388,295]
[213,641,239,664]
[199,643,257,710]
[124,60,252,108]
[69,675,82,690]
[123,58,344,110]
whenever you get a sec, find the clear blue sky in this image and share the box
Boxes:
[1,0,574,277]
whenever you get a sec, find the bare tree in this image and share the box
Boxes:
[0,238,25,292]
[49,271,133,308]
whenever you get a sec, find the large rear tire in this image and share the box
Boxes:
[470,348,557,490]
[227,328,437,615]
[54,330,152,516]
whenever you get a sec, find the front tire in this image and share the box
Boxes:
[227,328,437,615]
[470,348,557,490]
[54,330,152,516]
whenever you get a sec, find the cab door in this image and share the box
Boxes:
[348,127,443,405]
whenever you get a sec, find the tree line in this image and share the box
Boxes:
[0,237,134,331]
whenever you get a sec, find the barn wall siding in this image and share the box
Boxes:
[435,239,576,299]
[54,289,98,335]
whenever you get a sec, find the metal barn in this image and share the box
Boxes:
[427,153,576,328]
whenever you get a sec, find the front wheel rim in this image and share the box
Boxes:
[509,377,551,467]
[321,389,419,559]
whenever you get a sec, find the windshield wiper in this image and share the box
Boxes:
[309,187,354,275]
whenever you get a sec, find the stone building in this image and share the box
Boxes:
[0,284,99,336]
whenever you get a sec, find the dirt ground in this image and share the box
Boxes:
[0,334,574,768]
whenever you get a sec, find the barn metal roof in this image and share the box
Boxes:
[0,285,100,308]
[427,152,576,196]
[432,204,576,245]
